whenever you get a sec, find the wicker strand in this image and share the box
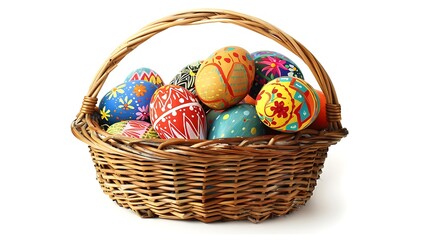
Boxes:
[79,96,98,115]
[326,104,342,130]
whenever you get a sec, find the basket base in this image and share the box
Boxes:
[88,144,328,223]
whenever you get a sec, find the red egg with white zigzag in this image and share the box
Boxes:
[150,85,207,139]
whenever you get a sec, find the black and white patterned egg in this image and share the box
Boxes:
[169,60,203,95]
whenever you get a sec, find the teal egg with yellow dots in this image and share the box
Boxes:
[206,109,223,129]
[99,80,158,126]
[208,104,265,139]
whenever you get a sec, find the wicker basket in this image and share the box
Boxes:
[71,9,348,223]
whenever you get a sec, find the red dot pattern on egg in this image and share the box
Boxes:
[195,46,255,110]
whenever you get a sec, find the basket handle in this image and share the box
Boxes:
[76,9,343,130]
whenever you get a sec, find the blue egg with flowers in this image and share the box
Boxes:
[99,80,158,126]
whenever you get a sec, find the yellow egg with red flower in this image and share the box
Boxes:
[255,76,320,133]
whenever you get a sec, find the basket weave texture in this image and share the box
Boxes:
[71,9,348,223]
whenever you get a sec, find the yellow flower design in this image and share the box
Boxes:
[107,84,126,99]
[100,106,111,121]
[118,96,134,110]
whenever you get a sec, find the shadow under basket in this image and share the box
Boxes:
[71,9,348,223]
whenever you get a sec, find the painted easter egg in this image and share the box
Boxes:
[249,51,304,99]
[106,120,159,139]
[206,109,223,129]
[99,80,158,126]
[195,46,255,110]
[124,67,164,88]
[208,104,265,140]
[150,85,207,139]
[169,60,203,95]
[241,95,256,105]
[255,76,320,133]
[309,89,328,130]
[169,60,211,112]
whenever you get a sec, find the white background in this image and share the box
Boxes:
[1,0,428,239]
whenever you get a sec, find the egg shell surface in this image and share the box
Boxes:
[242,95,256,105]
[150,85,207,139]
[249,51,304,99]
[309,89,328,130]
[255,77,320,133]
[169,60,210,112]
[99,80,158,126]
[208,104,265,140]
[195,46,255,110]
[206,109,223,129]
[106,120,159,139]
[124,67,164,88]
[169,60,203,95]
